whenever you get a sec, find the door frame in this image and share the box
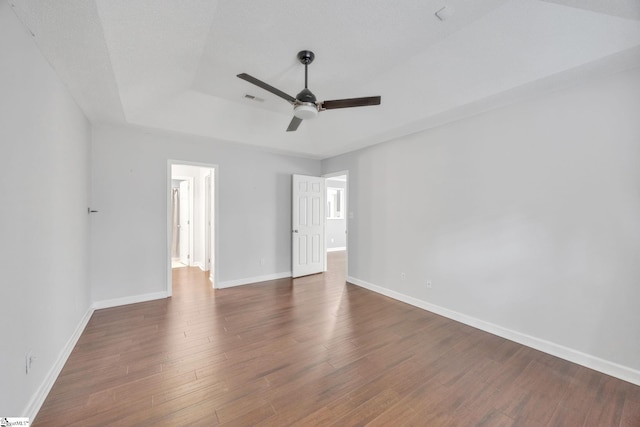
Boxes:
[322,170,349,273]
[167,160,219,296]
[204,173,212,273]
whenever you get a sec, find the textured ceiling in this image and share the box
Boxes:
[9,0,640,159]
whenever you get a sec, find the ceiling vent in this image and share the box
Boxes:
[244,94,264,102]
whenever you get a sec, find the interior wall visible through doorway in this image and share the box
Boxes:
[323,171,348,275]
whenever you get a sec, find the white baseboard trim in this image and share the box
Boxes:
[347,276,640,387]
[92,291,168,310]
[24,306,94,420]
[217,272,291,289]
[194,262,205,271]
[327,247,347,252]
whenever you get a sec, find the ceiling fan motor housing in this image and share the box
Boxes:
[296,88,316,103]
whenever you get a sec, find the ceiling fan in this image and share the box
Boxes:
[237,50,381,132]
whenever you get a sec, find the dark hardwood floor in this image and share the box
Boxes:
[34,251,640,426]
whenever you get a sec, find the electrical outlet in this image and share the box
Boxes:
[426,280,432,288]
[400,272,406,280]
[260,257,265,266]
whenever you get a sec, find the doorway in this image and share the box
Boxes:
[168,161,217,295]
[324,172,348,277]
[291,171,349,279]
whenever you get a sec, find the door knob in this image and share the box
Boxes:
[293,229,299,233]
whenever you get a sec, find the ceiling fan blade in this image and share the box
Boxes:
[320,96,381,110]
[237,73,296,103]
[286,116,303,132]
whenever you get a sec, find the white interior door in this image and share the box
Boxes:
[292,174,325,278]
[178,180,190,265]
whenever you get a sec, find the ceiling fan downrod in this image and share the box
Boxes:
[297,50,315,89]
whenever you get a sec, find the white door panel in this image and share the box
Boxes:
[179,180,190,265]
[292,175,325,278]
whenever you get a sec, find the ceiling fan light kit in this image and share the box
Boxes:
[237,50,381,132]
[294,103,318,120]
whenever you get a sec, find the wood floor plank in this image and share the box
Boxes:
[620,394,640,427]
[32,251,640,426]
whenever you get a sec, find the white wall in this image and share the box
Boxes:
[91,125,321,301]
[323,66,640,382]
[0,1,92,417]
[326,178,347,249]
